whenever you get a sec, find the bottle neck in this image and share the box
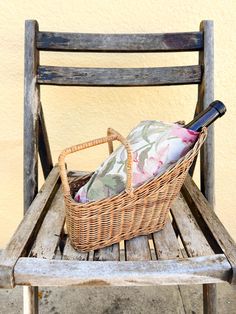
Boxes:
[184,101,226,131]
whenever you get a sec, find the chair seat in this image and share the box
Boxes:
[0,165,235,288]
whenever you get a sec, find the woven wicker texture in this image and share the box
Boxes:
[58,127,207,252]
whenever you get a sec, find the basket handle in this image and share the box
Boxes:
[58,127,134,197]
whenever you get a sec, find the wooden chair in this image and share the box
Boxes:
[0,19,235,314]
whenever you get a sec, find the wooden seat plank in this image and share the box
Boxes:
[62,237,88,261]
[125,236,151,261]
[30,187,65,259]
[152,218,188,312]
[169,194,214,312]
[153,219,181,260]
[173,183,219,312]
[171,193,214,257]
[94,244,120,261]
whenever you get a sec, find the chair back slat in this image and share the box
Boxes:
[37,65,202,86]
[37,31,203,52]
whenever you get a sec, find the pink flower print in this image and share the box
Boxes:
[151,143,170,175]
[170,126,199,144]
[74,187,88,203]
[187,129,199,136]
[133,170,150,186]
[141,143,170,178]
[145,157,163,176]
[74,194,80,202]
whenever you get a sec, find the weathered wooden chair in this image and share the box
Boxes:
[0,19,235,314]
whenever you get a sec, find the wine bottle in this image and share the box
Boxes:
[184,100,226,131]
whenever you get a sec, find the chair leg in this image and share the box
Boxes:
[23,286,39,314]
[203,284,217,314]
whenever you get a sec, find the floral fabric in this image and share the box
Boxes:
[74,120,199,203]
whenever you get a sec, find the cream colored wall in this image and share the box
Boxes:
[1,0,236,247]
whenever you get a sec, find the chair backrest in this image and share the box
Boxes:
[37,31,203,86]
[24,20,214,211]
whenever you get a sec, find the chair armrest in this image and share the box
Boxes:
[182,174,236,284]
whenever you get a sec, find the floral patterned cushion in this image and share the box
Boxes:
[74,120,199,203]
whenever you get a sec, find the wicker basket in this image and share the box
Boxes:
[58,127,207,252]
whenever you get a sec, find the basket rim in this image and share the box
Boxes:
[65,127,207,208]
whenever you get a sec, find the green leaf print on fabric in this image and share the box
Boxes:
[101,156,117,175]
[87,174,125,200]
[138,146,152,172]
[74,120,199,203]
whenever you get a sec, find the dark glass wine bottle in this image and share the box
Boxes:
[184,100,226,131]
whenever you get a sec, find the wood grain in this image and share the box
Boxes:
[172,191,217,313]
[23,286,38,314]
[171,194,213,257]
[30,187,65,259]
[203,284,217,314]
[37,31,203,52]
[152,219,187,312]
[37,65,202,86]
[199,20,215,207]
[14,254,231,287]
[153,219,181,259]
[94,244,120,261]
[125,236,151,261]
[63,237,88,261]
[24,19,41,314]
[198,20,216,314]
[182,174,236,284]
[24,20,40,212]
[0,166,60,288]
